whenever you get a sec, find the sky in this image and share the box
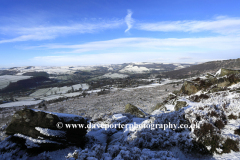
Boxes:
[1,0,240,67]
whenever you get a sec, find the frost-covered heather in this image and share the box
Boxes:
[64,88,240,160]
[46,83,181,119]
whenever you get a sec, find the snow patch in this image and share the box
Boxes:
[35,127,66,137]
[14,133,59,148]
[215,68,222,76]
[0,100,42,108]
[119,65,149,73]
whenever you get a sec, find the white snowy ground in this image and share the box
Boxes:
[0,100,42,108]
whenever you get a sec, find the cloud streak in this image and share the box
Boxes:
[125,9,134,32]
[0,20,124,44]
[0,9,136,44]
[137,16,240,35]
[31,36,240,53]
[31,52,176,66]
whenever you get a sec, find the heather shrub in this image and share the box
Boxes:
[214,120,225,129]
[209,111,219,117]
[234,128,240,136]
[193,122,223,154]
[228,114,238,120]
[222,138,239,153]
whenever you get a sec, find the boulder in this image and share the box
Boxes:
[180,73,240,94]
[205,73,215,79]
[180,81,200,95]
[6,109,88,151]
[217,77,231,88]
[125,103,145,118]
[208,86,227,93]
[216,68,240,77]
[175,101,187,111]
[166,93,177,101]
[154,103,167,111]
[189,94,209,102]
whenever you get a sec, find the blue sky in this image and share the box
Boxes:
[1,0,240,67]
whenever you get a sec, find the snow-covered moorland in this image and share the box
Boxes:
[0,69,240,159]
[63,89,240,160]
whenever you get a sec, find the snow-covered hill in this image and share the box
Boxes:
[1,62,193,77]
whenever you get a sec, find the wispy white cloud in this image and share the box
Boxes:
[0,34,56,43]
[31,49,238,66]
[31,52,174,66]
[125,9,134,32]
[0,9,135,44]
[0,20,124,44]
[137,16,240,35]
[30,36,240,53]
[178,57,192,60]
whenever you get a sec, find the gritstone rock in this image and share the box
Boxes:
[125,103,145,118]
[175,101,187,111]
[5,109,88,151]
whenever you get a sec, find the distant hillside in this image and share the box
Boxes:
[0,76,51,93]
[158,58,240,79]
[22,71,49,78]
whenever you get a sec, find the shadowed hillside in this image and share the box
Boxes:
[158,58,240,79]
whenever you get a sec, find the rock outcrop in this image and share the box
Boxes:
[217,77,231,88]
[216,68,240,77]
[189,94,209,102]
[174,101,187,111]
[5,109,88,151]
[125,103,145,118]
[180,68,240,95]
[154,103,167,111]
[180,81,200,95]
